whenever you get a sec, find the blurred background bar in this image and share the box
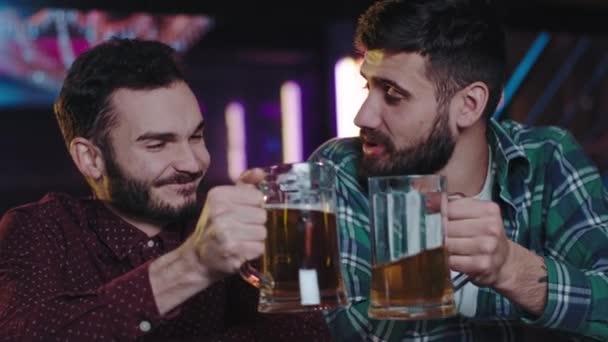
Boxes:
[225,101,247,182]
[494,32,551,120]
[335,56,366,138]
[2,0,608,214]
[280,81,303,163]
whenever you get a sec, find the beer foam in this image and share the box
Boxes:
[263,203,332,213]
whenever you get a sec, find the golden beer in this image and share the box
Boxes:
[369,246,455,319]
[259,206,347,312]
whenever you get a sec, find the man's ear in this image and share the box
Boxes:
[453,81,489,129]
[69,137,105,180]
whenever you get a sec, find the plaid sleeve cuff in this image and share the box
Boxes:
[521,256,591,332]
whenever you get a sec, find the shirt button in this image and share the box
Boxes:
[146,240,155,248]
[139,320,152,332]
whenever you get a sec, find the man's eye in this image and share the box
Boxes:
[386,86,403,99]
[190,134,204,141]
[384,85,404,104]
[147,142,166,150]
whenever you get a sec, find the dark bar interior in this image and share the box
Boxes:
[3,1,608,341]
[1,0,608,211]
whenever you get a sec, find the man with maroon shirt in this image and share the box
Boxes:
[0,38,330,341]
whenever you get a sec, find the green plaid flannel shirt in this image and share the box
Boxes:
[309,119,608,341]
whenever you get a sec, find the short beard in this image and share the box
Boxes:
[102,146,202,224]
[358,108,456,181]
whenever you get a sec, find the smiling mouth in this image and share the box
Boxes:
[165,182,199,196]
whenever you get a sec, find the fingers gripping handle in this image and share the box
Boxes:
[240,261,275,290]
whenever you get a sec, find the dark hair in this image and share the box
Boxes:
[355,0,506,119]
[54,38,184,148]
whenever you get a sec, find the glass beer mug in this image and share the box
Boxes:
[240,161,348,313]
[367,175,467,320]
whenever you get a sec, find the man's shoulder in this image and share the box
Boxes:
[1,193,92,234]
[494,120,589,179]
[309,137,363,181]
[497,120,572,149]
[310,137,362,164]
[6,192,86,215]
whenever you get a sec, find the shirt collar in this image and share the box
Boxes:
[487,119,530,206]
[86,201,187,260]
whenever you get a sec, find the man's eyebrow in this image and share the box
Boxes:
[371,75,413,98]
[136,119,205,142]
[136,132,177,142]
[191,120,205,135]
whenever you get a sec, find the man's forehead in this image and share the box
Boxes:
[107,83,203,138]
[361,49,430,82]
[363,49,386,66]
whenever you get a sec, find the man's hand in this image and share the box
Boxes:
[445,197,548,316]
[186,169,267,282]
[446,198,512,287]
[149,169,267,315]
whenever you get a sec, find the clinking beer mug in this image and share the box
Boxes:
[368,175,468,320]
[240,161,349,313]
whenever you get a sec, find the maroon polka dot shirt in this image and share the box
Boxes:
[0,193,332,341]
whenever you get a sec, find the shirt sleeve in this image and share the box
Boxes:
[308,143,400,341]
[0,210,163,341]
[318,187,398,341]
[521,131,608,341]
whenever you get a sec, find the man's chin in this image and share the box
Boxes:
[144,193,201,222]
[159,182,200,196]
[360,156,394,176]
[155,185,199,201]
[150,202,200,223]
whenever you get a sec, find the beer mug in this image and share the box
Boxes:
[367,175,467,320]
[240,161,349,313]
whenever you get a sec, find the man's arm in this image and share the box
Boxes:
[149,183,267,316]
[0,210,163,341]
[514,132,608,339]
[0,182,267,340]
[448,131,608,340]
[492,242,547,316]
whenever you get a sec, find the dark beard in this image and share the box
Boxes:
[103,151,202,224]
[358,110,456,181]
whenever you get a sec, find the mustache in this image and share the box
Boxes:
[360,128,395,152]
[155,171,204,186]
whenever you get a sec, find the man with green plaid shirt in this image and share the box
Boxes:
[309,0,608,340]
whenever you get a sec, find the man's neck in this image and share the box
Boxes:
[439,122,489,197]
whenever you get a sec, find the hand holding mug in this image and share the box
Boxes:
[446,198,512,287]
[239,161,348,313]
[186,171,267,281]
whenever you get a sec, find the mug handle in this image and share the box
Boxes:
[239,178,275,289]
[240,261,275,290]
[447,192,469,292]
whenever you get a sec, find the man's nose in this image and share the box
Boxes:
[173,143,202,174]
[353,95,382,130]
